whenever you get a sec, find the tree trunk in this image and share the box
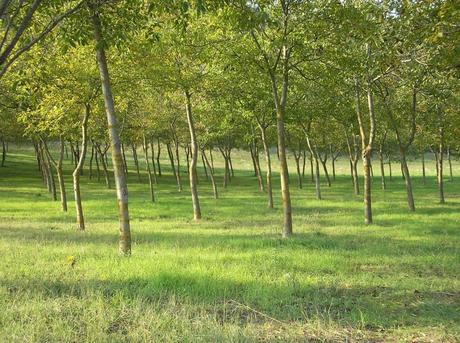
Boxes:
[185,146,190,175]
[202,149,218,199]
[201,152,208,180]
[249,145,258,177]
[132,144,141,182]
[1,138,5,167]
[447,147,453,182]
[379,145,386,191]
[167,143,181,191]
[96,144,111,188]
[174,141,182,188]
[209,148,214,173]
[260,126,273,208]
[185,90,201,220]
[254,145,264,192]
[294,152,302,189]
[156,138,162,177]
[400,148,415,211]
[229,153,234,178]
[149,141,158,184]
[142,135,155,202]
[45,149,57,201]
[91,6,131,255]
[121,143,128,177]
[302,149,306,180]
[89,143,94,180]
[43,137,67,212]
[95,146,101,181]
[438,130,445,204]
[73,105,90,231]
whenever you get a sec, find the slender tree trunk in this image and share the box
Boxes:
[33,141,41,171]
[92,6,131,255]
[209,148,214,173]
[319,156,331,187]
[254,145,264,192]
[142,135,155,202]
[89,143,94,180]
[352,160,360,195]
[314,158,321,200]
[156,138,162,177]
[121,143,128,177]
[438,131,445,204]
[174,141,182,191]
[95,147,101,181]
[185,146,190,175]
[167,143,178,188]
[260,126,273,208]
[132,144,141,182]
[249,145,258,177]
[400,148,415,211]
[331,151,336,181]
[96,144,111,188]
[149,141,158,184]
[167,143,181,191]
[294,152,302,189]
[302,149,306,180]
[202,149,218,199]
[229,153,234,178]
[185,91,201,220]
[201,152,208,180]
[43,137,67,212]
[1,138,6,167]
[447,147,453,182]
[379,145,386,191]
[73,105,90,230]
[45,149,57,201]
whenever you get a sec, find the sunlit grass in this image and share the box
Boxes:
[0,144,459,342]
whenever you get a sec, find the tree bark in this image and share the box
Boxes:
[121,142,128,177]
[293,149,302,189]
[1,138,5,167]
[91,6,131,255]
[73,105,90,230]
[156,138,162,177]
[149,140,158,184]
[132,144,141,182]
[378,144,386,191]
[96,143,111,189]
[42,136,67,212]
[185,90,201,220]
[259,125,274,208]
[202,148,218,199]
[447,147,453,182]
[142,135,155,202]
[400,148,415,211]
[89,143,94,180]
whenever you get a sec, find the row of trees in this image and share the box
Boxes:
[0,0,458,254]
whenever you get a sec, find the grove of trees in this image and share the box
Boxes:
[0,0,458,255]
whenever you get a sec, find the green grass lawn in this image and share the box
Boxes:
[0,144,459,342]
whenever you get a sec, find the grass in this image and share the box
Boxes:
[0,143,459,342]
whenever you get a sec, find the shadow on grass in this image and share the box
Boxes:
[1,272,458,331]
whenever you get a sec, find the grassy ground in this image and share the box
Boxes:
[0,144,459,342]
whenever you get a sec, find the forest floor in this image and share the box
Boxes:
[0,145,459,342]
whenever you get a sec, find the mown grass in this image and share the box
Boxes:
[0,144,459,342]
